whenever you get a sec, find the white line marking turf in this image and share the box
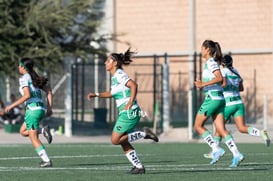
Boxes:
[0,154,272,172]
[0,164,271,172]
[0,154,127,161]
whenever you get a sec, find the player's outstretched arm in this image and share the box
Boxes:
[87,91,112,100]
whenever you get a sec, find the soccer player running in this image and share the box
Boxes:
[204,55,271,158]
[87,48,158,174]
[194,40,244,167]
[5,58,53,167]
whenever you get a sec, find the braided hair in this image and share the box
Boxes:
[19,58,48,89]
[110,48,136,69]
[222,55,243,81]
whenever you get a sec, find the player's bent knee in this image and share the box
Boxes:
[20,131,28,137]
[111,138,120,145]
[194,124,201,132]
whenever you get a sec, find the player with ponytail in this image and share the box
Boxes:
[5,58,53,167]
[204,55,270,154]
[194,40,244,167]
[87,48,158,174]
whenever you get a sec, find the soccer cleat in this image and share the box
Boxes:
[210,148,225,165]
[127,166,145,174]
[229,153,244,168]
[40,160,53,168]
[143,127,159,142]
[261,130,270,147]
[203,151,213,159]
[43,125,53,144]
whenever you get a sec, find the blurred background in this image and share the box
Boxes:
[0,0,272,140]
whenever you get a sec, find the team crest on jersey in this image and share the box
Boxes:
[116,125,122,131]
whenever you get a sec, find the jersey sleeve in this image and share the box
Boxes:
[116,69,130,86]
[207,59,220,73]
[19,74,29,88]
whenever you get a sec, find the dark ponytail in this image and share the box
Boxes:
[20,58,48,89]
[111,48,136,69]
[214,42,223,64]
[222,55,243,81]
[202,40,223,64]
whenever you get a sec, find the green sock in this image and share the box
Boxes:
[214,136,222,146]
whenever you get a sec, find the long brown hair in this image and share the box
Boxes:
[20,58,48,89]
[202,40,223,64]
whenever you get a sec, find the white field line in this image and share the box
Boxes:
[0,163,272,172]
[0,153,272,172]
[0,144,116,148]
[1,152,272,161]
[0,154,132,160]
[0,154,272,172]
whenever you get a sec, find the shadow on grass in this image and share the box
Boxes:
[42,116,158,137]
[42,116,112,136]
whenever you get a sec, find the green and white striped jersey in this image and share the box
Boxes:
[19,73,44,110]
[111,69,138,112]
[202,58,224,100]
[221,67,243,106]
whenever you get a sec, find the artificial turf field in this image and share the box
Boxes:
[0,142,272,181]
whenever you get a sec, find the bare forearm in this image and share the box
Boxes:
[97,91,112,98]
[87,91,112,100]
[203,77,222,87]
[47,91,53,108]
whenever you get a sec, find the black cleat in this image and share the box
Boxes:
[128,166,145,174]
[40,160,52,168]
[43,125,52,144]
[143,127,159,142]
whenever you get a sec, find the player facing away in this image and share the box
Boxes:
[203,54,270,159]
[5,58,53,167]
[87,48,158,174]
[194,40,244,167]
